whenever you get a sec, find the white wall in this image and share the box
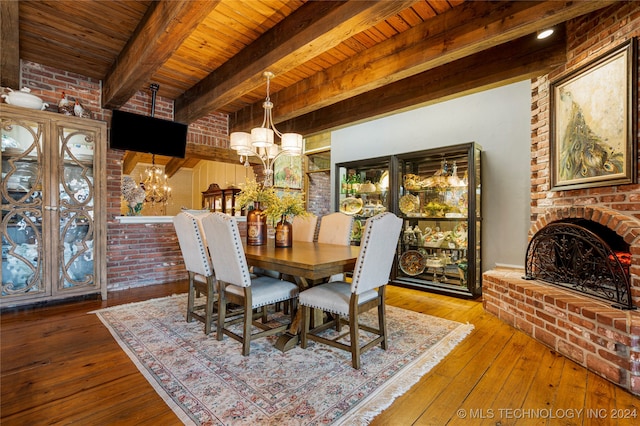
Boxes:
[332,81,532,270]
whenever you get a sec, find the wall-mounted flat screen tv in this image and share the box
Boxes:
[109,109,188,158]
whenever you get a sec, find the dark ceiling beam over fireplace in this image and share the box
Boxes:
[229,0,613,134]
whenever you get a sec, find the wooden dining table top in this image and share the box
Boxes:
[243,241,360,281]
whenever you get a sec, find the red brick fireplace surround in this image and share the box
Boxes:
[484,206,640,395]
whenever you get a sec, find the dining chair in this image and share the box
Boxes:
[279,214,317,311]
[292,214,318,242]
[318,212,354,281]
[299,212,402,369]
[173,211,217,335]
[317,212,353,246]
[201,212,299,356]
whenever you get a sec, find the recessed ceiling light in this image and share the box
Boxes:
[537,28,554,40]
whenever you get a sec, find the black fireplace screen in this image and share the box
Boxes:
[525,221,633,310]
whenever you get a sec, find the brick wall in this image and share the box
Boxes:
[107,222,185,290]
[484,268,640,395]
[486,3,640,396]
[19,60,229,290]
[307,171,331,217]
[530,3,640,225]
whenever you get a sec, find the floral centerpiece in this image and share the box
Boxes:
[121,176,145,216]
[236,179,278,245]
[235,179,278,212]
[266,189,310,248]
[264,190,310,222]
[236,180,309,247]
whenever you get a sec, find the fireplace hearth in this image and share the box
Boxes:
[524,219,633,309]
[483,206,640,395]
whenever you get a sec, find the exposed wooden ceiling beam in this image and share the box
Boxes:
[281,29,568,136]
[123,147,255,177]
[185,142,259,166]
[174,0,416,123]
[164,157,188,178]
[230,0,614,133]
[102,0,220,110]
[0,0,20,89]
[122,151,145,175]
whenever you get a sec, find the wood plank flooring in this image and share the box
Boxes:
[1,283,638,425]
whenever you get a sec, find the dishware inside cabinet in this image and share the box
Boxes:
[335,157,392,246]
[394,142,482,298]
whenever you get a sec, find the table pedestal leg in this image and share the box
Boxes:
[275,276,325,352]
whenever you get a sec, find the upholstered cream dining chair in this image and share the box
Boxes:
[173,211,217,335]
[317,212,353,246]
[201,212,299,356]
[299,212,402,369]
[317,212,354,281]
[292,214,318,242]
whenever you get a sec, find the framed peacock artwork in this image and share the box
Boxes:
[550,38,637,190]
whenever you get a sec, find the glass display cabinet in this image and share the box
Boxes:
[1,104,106,307]
[202,183,223,211]
[335,157,394,245]
[202,183,242,216]
[394,142,482,297]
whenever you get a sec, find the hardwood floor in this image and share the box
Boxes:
[1,283,638,425]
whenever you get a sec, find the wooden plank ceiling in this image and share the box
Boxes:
[3,0,616,174]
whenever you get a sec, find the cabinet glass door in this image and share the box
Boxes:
[1,116,46,298]
[394,143,481,297]
[336,158,390,245]
[56,124,97,291]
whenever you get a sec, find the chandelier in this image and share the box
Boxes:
[138,83,171,207]
[229,71,303,186]
[141,154,171,206]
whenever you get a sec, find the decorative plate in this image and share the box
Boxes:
[399,250,426,276]
[378,170,389,190]
[339,196,363,215]
[398,194,419,215]
[1,134,20,149]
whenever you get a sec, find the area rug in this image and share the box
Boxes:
[93,294,473,425]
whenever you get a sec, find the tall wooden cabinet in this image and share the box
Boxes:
[1,104,106,307]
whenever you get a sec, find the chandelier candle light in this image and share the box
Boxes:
[230,72,303,186]
[138,83,171,209]
[141,154,171,206]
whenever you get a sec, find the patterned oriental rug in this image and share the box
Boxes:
[93,294,473,425]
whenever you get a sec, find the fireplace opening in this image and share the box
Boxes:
[524,219,633,310]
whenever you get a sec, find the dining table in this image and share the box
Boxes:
[244,240,360,351]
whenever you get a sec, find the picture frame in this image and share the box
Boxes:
[273,154,303,189]
[550,38,637,191]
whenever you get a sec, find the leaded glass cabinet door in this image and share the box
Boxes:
[54,120,105,297]
[1,113,47,303]
[1,104,106,307]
